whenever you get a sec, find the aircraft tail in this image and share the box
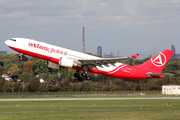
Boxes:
[136,49,174,73]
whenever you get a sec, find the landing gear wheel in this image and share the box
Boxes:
[74,73,78,77]
[78,77,83,81]
[19,56,23,61]
[81,72,86,77]
[85,76,91,80]
[74,70,91,81]
[74,71,83,81]
[81,72,91,80]
[74,71,80,77]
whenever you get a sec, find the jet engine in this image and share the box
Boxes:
[59,57,80,68]
[47,57,81,69]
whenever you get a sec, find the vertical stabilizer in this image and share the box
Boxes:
[136,49,174,73]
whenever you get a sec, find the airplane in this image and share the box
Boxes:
[5,38,174,80]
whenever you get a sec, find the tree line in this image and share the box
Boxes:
[0,53,180,92]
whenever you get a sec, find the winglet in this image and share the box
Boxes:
[131,53,139,58]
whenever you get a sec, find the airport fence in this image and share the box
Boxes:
[0,90,162,96]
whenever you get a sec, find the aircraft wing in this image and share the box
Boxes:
[78,53,139,69]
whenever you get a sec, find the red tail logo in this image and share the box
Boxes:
[151,53,166,67]
[136,49,174,73]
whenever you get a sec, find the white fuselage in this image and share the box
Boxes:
[5,38,122,72]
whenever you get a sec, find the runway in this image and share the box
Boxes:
[1,97,180,101]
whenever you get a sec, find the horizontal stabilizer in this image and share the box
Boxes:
[147,72,173,77]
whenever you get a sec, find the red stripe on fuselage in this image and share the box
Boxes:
[9,46,107,75]
[8,46,155,79]
[9,46,59,64]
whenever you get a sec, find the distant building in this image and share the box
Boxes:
[162,85,180,95]
[2,73,18,81]
[2,73,11,81]
[104,52,114,58]
[104,54,113,58]
[97,46,102,57]
[171,45,180,59]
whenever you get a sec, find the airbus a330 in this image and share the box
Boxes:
[5,38,174,80]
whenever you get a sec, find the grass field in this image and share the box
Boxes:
[0,94,180,99]
[0,99,180,120]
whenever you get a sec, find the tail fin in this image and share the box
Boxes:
[136,49,174,73]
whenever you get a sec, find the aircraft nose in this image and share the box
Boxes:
[5,40,10,46]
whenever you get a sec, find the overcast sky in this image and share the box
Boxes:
[1,0,180,58]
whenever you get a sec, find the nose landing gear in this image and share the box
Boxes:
[19,53,28,61]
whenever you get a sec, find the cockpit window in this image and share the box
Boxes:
[10,39,16,42]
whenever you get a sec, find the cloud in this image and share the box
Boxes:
[1,0,180,57]
[1,0,177,28]
[0,11,29,19]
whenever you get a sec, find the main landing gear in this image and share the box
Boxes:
[81,72,91,80]
[74,70,91,81]
[74,71,83,81]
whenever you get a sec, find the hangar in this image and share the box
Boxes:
[162,85,180,95]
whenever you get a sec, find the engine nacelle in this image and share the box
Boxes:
[59,57,76,68]
[47,57,81,69]
[47,61,60,69]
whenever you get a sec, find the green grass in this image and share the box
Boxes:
[0,93,180,99]
[0,99,180,120]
